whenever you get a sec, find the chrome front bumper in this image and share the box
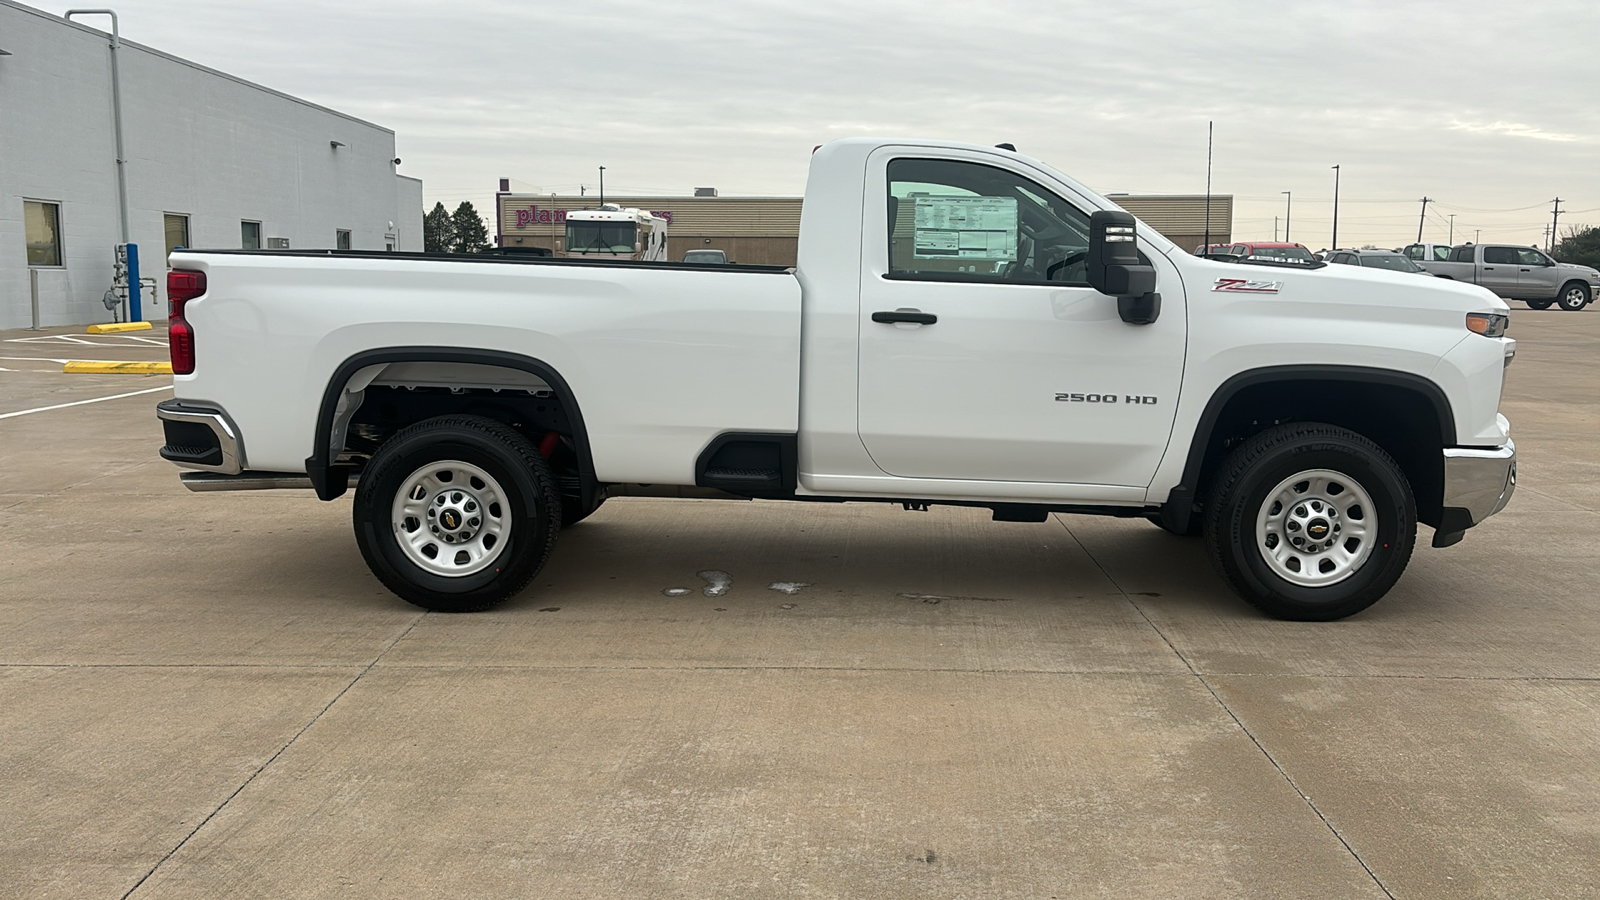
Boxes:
[1435,439,1516,546]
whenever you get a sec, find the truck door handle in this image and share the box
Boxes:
[1519,268,1531,272]
[872,309,937,325]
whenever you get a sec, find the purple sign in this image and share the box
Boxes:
[513,205,673,227]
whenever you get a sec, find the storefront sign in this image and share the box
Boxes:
[513,205,674,227]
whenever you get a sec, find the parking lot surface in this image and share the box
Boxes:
[1,312,1597,899]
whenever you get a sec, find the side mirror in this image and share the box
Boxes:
[1087,210,1160,325]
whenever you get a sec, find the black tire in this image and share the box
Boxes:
[353,415,560,612]
[1526,299,1553,310]
[1202,423,1415,621]
[1556,282,1591,311]
[560,495,605,527]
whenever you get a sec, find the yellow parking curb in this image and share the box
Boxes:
[63,361,174,374]
[86,321,155,334]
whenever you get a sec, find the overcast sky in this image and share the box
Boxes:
[39,0,1600,248]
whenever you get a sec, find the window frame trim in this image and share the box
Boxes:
[881,154,1096,290]
[23,198,66,269]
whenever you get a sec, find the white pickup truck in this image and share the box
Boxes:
[157,138,1518,621]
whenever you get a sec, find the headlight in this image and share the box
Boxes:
[1466,312,1509,338]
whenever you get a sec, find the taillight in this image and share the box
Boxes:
[168,270,205,375]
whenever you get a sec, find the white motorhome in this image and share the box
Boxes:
[563,205,668,261]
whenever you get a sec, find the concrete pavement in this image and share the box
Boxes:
[0,310,1596,898]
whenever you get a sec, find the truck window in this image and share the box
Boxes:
[1516,248,1551,266]
[1482,247,1520,265]
[886,158,1091,286]
[1404,245,1423,260]
[1432,246,1453,261]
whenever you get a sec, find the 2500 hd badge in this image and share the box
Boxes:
[1055,393,1159,404]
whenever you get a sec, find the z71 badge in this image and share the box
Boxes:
[1212,277,1283,294]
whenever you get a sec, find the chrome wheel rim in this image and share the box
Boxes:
[391,460,510,577]
[1254,468,1377,588]
[1564,288,1587,308]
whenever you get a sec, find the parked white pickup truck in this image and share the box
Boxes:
[157,138,1518,621]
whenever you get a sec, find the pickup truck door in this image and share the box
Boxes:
[1478,246,1522,296]
[854,149,1186,488]
[1515,247,1560,299]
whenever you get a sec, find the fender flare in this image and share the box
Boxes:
[1159,364,1456,533]
[305,346,596,505]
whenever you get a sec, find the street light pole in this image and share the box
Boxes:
[1282,191,1291,242]
[598,166,606,206]
[1330,165,1341,250]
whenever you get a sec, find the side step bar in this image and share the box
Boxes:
[180,471,349,492]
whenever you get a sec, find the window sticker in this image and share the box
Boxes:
[912,196,1018,260]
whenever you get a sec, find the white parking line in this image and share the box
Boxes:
[0,384,173,420]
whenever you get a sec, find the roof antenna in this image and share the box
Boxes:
[995,143,1017,151]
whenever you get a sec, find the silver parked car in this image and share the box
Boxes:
[1324,249,1432,275]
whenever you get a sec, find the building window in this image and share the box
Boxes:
[25,200,62,267]
[241,220,262,249]
[164,213,190,256]
[336,229,351,250]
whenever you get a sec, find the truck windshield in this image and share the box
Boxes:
[566,222,636,253]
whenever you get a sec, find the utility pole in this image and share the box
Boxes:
[1549,198,1563,253]
[1448,214,1455,244]
[1274,216,1279,241]
[1331,165,1341,250]
[1416,197,1431,242]
[599,166,606,206]
[1282,191,1291,242]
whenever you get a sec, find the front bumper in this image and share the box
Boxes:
[1433,439,1516,547]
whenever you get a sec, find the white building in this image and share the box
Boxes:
[0,0,423,328]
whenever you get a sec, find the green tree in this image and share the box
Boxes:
[1553,224,1600,270]
[423,202,455,253]
[451,201,492,254]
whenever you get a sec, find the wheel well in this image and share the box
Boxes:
[308,350,596,506]
[1178,374,1450,529]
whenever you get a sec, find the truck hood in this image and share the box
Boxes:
[1179,255,1509,315]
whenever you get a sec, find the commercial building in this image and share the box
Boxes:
[497,187,1229,267]
[0,0,423,329]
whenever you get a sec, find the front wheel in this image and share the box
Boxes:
[353,415,560,612]
[1203,423,1415,621]
[1556,282,1591,311]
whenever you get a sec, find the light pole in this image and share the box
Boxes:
[1330,165,1341,250]
[598,166,605,206]
[1448,214,1455,244]
[1282,191,1291,242]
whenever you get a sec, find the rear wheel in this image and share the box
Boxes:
[354,415,559,612]
[1556,282,1591,311]
[1203,423,1415,621]
[1526,299,1553,310]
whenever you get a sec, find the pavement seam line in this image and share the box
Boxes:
[1051,514,1398,900]
[5,662,1596,681]
[118,613,427,900]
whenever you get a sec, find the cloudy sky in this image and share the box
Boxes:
[39,0,1600,248]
